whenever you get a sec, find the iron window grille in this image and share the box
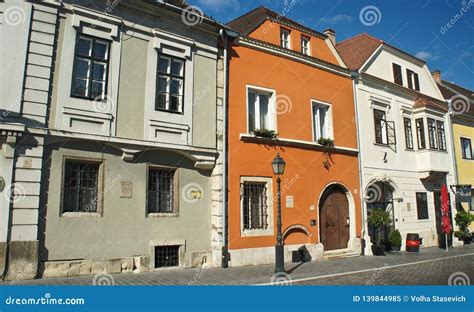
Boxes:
[242,182,268,230]
[154,245,180,268]
[147,168,175,214]
[71,34,110,100]
[416,118,426,149]
[156,54,185,113]
[63,160,100,213]
[404,117,414,149]
[416,192,429,220]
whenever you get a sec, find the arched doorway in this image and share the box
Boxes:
[366,182,395,247]
[319,185,350,251]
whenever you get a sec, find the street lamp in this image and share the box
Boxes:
[272,153,286,273]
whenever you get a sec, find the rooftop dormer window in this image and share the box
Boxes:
[392,63,403,86]
[406,69,420,91]
[301,35,310,56]
[280,28,291,49]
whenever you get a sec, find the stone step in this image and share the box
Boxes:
[323,251,360,260]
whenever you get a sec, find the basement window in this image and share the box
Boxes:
[154,245,180,268]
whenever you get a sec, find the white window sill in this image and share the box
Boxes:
[147,213,178,218]
[61,212,102,218]
[241,228,274,237]
[240,134,358,155]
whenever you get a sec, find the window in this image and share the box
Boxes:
[248,89,274,132]
[242,182,268,230]
[147,168,176,214]
[416,192,429,220]
[71,34,110,100]
[280,28,290,49]
[301,35,310,55]
[156,55,185,113]
[461,137,473,159]
[416,118,426,149]
[406,69,420,91]
[436,120,446,151]
[374,109,388,144]
[392,63,403,86]
[403,117,414,149]
[63,160,100,213]
[154,245,179,268]
[313,102,331,141]
[427,118,438,149]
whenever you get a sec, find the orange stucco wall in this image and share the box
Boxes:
[248,20,340,65]
[227,40,362,250]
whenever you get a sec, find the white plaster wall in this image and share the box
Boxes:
[364,48,444,100]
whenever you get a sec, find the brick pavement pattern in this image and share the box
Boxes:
[2,245,473,286]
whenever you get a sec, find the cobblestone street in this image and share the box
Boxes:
[3,245,473,286]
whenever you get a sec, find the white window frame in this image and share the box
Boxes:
[311,100,333,141]
[301,35,310,56]
[240,176,274,237]
[246,85,277,133]
[372,107,389,145]
[280,28,291,49]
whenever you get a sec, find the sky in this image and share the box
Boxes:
[187,0,474,90]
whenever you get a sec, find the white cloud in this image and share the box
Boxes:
[415,51,440,61]
[197,0,239,13]
[318,14,353,25]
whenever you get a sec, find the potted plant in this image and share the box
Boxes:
[252,129,278,139]
[454,211,474,245]
[317,137,334,147]
[389,230,402,251]
[367,209,392,256]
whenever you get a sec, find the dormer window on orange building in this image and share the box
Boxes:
[301,35,310,56]
[280,28,291,49]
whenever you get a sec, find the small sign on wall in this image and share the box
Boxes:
[286,196,294,208]
[120,181,133,198]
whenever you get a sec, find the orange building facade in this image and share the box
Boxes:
[225,8,362,266]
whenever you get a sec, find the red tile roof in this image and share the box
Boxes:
[335,33,383,70]
[413,97,448,112]
[227,6,326,38]
[435,79,474,117]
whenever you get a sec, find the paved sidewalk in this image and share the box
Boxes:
[2,245,473,286]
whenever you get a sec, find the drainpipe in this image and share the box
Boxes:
[351,71,366,255]
[447,100,459,186]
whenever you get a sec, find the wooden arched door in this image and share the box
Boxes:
[319,186,350,251]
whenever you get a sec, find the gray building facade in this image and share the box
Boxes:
[0,0,226,280]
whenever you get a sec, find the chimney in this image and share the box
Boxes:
[324,28,336,45]
[432,70,441,83]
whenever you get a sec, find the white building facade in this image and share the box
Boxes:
[337,34,460,254]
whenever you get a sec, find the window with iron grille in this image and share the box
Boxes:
[416,192,429,220]
[154,245,180,268]
[147,168,175,214]
[242,182,268,230]
[416,118,426,149]
[71,34,110,100]
[63,160,100,213]
[156,54,185,113]
[403,117,414,149]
